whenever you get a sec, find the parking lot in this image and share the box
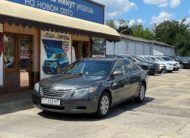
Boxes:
[0,70,190,138]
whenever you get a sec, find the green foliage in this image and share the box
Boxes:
[131,24,154,40]
[106,20,154,40]
[155,19,190,56]
[105,20,117,30]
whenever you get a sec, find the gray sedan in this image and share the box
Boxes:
[32,58,148,118]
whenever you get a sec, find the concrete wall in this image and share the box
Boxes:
[106,38,175,56]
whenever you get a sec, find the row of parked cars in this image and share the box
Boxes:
[107,55,190,75]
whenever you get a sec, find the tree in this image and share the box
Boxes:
[155,19,190,56]
[106,20,117,30]
[131,24,154,39]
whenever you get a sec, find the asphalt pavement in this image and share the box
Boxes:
[0,70,190,138]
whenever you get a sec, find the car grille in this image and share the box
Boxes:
[41,87,71,98]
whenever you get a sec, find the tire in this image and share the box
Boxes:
[180,64,184,69]
[96,92,111,118]
[56,65,62,73]
[135,84,146,103]
[167,70,173,73]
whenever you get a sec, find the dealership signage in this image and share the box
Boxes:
[0,24,3,86]
[8,0,104,24]
[40,31,71,79]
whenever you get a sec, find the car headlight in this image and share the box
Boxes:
[34,83,39,92]
[73,86,98,96]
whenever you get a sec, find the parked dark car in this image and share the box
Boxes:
[131,55,165,74]
[122,55,165,75]
[33,58,148,118]
[171,56,190,69]
[106,55,150,73]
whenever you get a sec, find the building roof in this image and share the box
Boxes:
[0,1,120,41]
[121,34,174,48]
[85,0,105,7]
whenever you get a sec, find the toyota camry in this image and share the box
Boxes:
[32,58,148,118]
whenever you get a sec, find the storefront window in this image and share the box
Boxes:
[92,37,106,57]
[4,35,15,69]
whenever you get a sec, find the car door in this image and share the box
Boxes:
[110,60,127,104]
[126,62,141,97]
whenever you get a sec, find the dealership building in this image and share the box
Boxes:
[106,34,176,56]
[0,0,120,94]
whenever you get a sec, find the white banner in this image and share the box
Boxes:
[0,24,3,86]
[40,31,71,79]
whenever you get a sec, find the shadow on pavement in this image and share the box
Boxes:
[38,97,154,121]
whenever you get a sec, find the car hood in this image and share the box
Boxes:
[138,61,157,67]
[39,74,106,89]
[137,62,149,66]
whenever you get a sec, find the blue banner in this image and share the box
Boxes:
[8,0,104,24]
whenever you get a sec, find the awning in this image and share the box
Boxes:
[0,1,120,41]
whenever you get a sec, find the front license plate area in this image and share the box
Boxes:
[41,98,61,106]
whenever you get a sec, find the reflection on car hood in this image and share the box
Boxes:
[40,74,106,89]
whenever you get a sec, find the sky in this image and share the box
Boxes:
[93,0,190,27]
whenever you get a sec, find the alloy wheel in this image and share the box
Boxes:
[139,85,145,101]
[100,95,110,115]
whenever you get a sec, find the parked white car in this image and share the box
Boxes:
[142,56,174,72]
[160,56,180,71]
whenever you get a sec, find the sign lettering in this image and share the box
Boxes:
[8,0,104,24]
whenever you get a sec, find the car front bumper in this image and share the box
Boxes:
[166,65,173,71]
[32,93,98,114]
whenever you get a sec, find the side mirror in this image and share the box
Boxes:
[113,71,123,76]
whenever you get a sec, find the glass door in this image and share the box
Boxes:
[19,35,32,88]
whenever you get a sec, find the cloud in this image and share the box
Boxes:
[143,0,181,8]
[184,17,190,25]
[128,18,145,26]
[93,0,137,17]
[170,0,181,8]
[151,11,174,24]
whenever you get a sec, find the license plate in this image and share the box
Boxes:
[41,98,61,106]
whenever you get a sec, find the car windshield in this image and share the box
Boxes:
[145,57,157,62]
[51,53,62,59]
[63,60,112,76]
[162,57,173,61]
[133,56,146,62]
[181,57,189,62]
[155,57,164,61]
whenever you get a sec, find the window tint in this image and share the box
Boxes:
[125,62,139,73]
[64,60,112,76]
[113,61,125,74]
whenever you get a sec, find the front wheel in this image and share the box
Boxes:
[96,92,111,118]
[180,64,184,69]
[135,84,146,103]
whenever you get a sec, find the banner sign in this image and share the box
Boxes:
[0,29,3,86]
[8,0,104,24]
[40,31,71,79]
